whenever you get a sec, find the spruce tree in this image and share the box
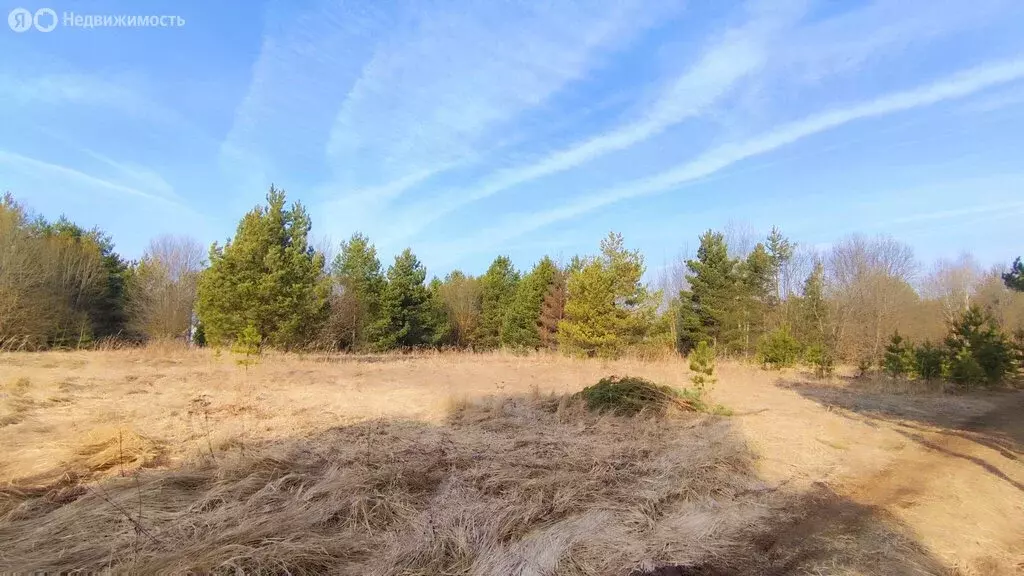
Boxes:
[798,261,835,375]
[882,331,915,378]
[473,256,519,350]
[195,186,329,349]
[330,233,384,350]
[676,230,739,354]
[368,249,434,350]
[502,256,559,350]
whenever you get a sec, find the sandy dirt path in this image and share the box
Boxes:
[712,364,1024,574]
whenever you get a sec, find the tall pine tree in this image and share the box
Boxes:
[558,232,656,358]
[330,233,384,350]
[538,266,567,351]
[1005,257,1024,292]
[473,256,519,350]
[368,249,435,350]
[196,186,329,349]
[676,230,739,354]
[502,256,559,350]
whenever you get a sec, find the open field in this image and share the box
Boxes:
[1,349,1022,574]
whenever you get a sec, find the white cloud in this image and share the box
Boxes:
[323,1,678,199]
[0,150,182,207]
[779,0,1018,81]
[444,57,1024,258]
[376,1,805,244]
[380,0,1014,247]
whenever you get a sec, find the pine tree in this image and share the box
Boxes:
[330,233,384,350]
[676,230,739,354]
[882,331,915,378]
[502,256,559,350]
[689,340,716,396]
[765,226,794,304]
[944,306,1014,385]
[538,267,567,351]
[798,261,835,375]
[231,322,262,369]
[1004,257,1024,292]
[195,186,329,349]
[473,256,519,350]
[558,232,656,358]
[368,249,434,350]
[426,277,454,347]
[737,243,773,356]
[798,262,830,342]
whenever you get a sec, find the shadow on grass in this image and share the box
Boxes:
[777,377,1024,494]
[1,392,959,575]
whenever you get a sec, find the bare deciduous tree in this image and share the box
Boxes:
[923,253,983,322]
[437,271,482,348]
[723,220,758,259]
[127,235,204,341]
[826,234,918,364]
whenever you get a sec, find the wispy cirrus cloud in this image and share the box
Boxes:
[225,0,677,209]
[0,149,182,207]
[324,1,680,195]
[433,57,1024,260]
[378,0,806,244]
[381,0,1019,249]
[777,0,1020,81]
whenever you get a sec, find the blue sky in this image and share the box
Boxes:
[2,0,1023,279]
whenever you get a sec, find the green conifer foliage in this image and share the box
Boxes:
[368,249,435,350]
[196,186,329,349]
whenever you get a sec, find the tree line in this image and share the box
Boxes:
[2,188,1022,385]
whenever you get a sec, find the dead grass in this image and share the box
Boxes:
[0,393,766,574]
[0,348,1021,574]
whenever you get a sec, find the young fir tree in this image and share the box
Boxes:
[501,256,559,350]
[472,256,519,350]
[196,186,329,349]
[330,233,384,350]
[231,322,262,369]
[798,261,835,376]
[689,340,716,395]
[558,232,656,358]
[882,331,916,378]
[676,230,739,354]
[944,306,1014,385]
[368,249,435,350]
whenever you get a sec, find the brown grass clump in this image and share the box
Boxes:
[0,394,765,574]
[70,426,165,476]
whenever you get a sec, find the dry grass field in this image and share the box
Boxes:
[0,347,1022,575]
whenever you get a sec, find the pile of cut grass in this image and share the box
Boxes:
[575,376,710,416]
